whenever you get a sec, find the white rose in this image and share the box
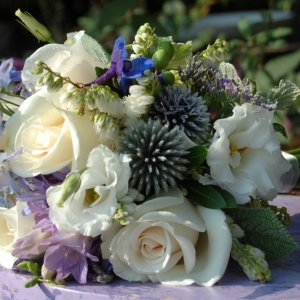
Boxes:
[22,31,107,90]
[4,87,99,177]
[102,188,232,286]
[199,103,291,204]
[0,202,35,269]
[47,144,131,237]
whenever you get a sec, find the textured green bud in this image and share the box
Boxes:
[30,67,44,75]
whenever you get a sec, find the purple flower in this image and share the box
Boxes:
[85,36,127,86]
[41,231,99,284]
[18,170,68,216]
[0,59,22,89]
[0,149,24,196]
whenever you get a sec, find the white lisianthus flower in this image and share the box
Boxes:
[21,31,107,90]
[0,202,35,269]
[123,85,154,127]
[47,144,131,237]
[4,87,99,177]
[199,103,291,204]
[102,187,232,286]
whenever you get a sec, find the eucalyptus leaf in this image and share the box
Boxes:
[224,207,299,261]
[267,80,300,110]
[181,179,226,209]
[184,145,208,169]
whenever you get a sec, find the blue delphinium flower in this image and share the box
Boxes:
[149,85,211,144]
[118,57,154,94]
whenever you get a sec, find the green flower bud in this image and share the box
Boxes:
[162,71,175,86]
[152,49,171,70]
[30,67,44,75]
[15,9,55,43]
[158,41,174,59]
[43,72,54,85]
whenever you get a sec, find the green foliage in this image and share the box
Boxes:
[184,145,209,169]
[181,179,237,209]
[225,207,299,261]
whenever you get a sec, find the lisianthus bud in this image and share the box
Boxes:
[55,167,87,207]
[15,9,55,43]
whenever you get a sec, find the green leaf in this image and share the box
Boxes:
[273,122,288,138]
[66,32,110,66]
[237,17,252,41]
[224,207,299,261]
[267,79,300,110]
[214,186,237,208]
[95,66,108,78]
[181,180,226,209]
[184,145,208,168]
[167,41,192,69]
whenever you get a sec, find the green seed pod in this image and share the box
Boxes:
[152,49,171,70]
[162,71,175,86]
[158,41,174,59]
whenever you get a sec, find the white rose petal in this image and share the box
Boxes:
[22,31,107,90]
[102,188,232,286]
[0,202,35,269]
[4,87,99,177]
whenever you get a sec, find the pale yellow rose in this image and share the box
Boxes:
[4,87,99,177]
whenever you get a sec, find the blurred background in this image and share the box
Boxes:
[1,0,300,152]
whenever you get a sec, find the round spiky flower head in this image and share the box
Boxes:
[149,85,211,144]
[119,119,189,196]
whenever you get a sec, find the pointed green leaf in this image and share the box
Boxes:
[181,179,226,209]
[267,80,300,110]
[224,207,299,261]
[273,122,288,138]
[184,145,209,168]
[214,186,237,208]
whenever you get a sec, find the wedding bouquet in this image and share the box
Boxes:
[0,9,299,288]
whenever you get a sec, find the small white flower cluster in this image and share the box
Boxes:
[113,188,144,225]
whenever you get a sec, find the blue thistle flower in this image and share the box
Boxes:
[119,119,189,196]
[149,85,211,144]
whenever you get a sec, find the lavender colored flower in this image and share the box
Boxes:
[18,170,68,216]
[41,231,99,284]
[0,149,24,196]
[0,59,22,89]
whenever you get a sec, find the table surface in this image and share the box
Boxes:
[1,195,299,300]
